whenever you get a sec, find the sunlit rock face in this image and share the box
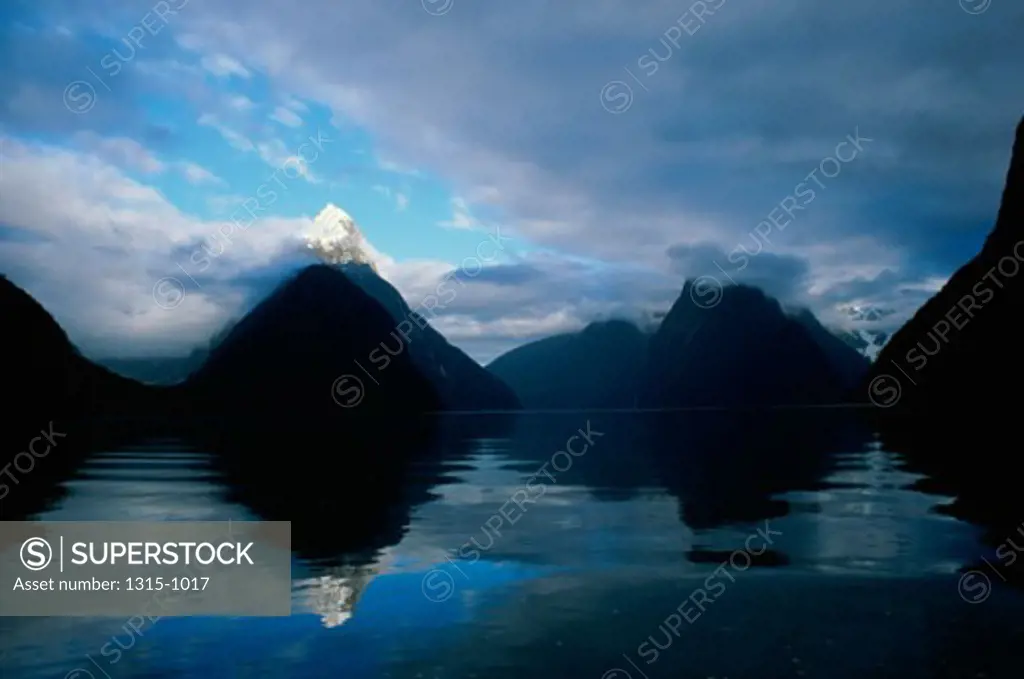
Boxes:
[304,203,379,272]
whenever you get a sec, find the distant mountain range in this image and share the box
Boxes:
[1,264,516,424]
[5,115,1021,427]
[488,320,648,409]
[488,284,869,409]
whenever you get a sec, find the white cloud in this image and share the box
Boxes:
[177,161,225,186]
[71,132,165,174]
[377,158,421,177]
[372,184,409,212]
[199,53,251,79]
[5,0,1023,361]
[206,194,247,214]
[270,105,303,127]
[0,136,508,359]
[0,136,238,355]
[197,113,254,152]
[439,197,476,230]
[227,94,256,112]
[156,0,1022,336]
[282,96,308,112]
[255,138,320,184]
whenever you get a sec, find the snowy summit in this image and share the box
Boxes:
[304,203,379,272]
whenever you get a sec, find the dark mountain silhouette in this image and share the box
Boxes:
[2,274,80,418]
[0,275,160,516]
[640,283,854,407]
[861,117,1024,585]
[0,275,153,420]
[865,116,1024,413]
[487,320,648,409]
[340,263,520,411]
[793,309,871,390]
[183,264,441,417]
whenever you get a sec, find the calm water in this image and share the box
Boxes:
[2,412,1023,678]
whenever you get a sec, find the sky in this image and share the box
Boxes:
[0,0,1021,364]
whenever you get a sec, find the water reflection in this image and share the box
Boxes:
[297,563,382,628]
[1,411,1022,678]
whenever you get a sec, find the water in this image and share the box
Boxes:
[3,412,1024,678]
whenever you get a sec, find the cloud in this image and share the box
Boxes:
[666,242,813,304]
[0,136,243,356]
[199,53,251,79]
[177,161,225,185]
[439,197,477,230]
[3,0,1023,363]
[227,94,256,112]
[270,105,303,127]
[371,185,409,212]
[255,138,322,184]
[197,113,254,151]
[0,135,593,362]
[70,132,165,173]
[161,0,1020,276]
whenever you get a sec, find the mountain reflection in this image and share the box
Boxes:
[297,563,382,628]
[3,410,1019,679]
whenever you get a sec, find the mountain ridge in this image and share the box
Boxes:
[865,115,1024,412]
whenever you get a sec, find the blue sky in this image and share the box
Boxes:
[0,0,1021,362]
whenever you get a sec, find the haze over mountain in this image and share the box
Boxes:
[867,116,1024,412]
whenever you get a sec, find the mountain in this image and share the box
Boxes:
[837,328,889,361]
[640,283,853,408]
[298,564,381,628]
[865,116,1024,412]
[2,274,80,418]
[0,275,153,420]
[183,264,441,418]
[834,304,894,361]
[487,320,648,409]
[792,309,871,389]
[305,203,380,270]
[341,263,520,411]
[1,275,158,514]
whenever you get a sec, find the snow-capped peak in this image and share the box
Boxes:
[833,303,896,361]
[304,203,380,271]
[839,303,896,324]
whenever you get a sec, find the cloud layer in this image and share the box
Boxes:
[1,0,1021,361]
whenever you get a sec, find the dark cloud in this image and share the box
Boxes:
[666,241,812,304]
[453,263,547,287]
